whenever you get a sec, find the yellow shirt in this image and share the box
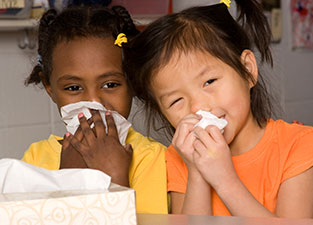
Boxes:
[22,128,168,214]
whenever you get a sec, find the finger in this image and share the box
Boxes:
[105,111,119,138]
[177,113,202,127]
[193,139,208,157]
[74,116,93,141]
[62,132,71,151]
[78,112,95,146]
[173,122,194,148]
[193,126,216,149]
[69,133,89,157]
[91,110,106,138]
[205,125,225,143]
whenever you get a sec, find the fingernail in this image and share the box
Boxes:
[65,132,70,137]
[78,112,84,118]
[105,111,111,116]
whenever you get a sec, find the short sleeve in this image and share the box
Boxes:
[166,145,188,193]
[282,128,313,182]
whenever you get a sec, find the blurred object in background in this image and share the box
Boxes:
[0,0,33,19]
[67,0,112,7]
[290,0,313,50]
[31,0,49,18]
[262,0,282,43]
[110,0,170,16]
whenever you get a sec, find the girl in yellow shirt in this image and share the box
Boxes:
[22,5,168,214]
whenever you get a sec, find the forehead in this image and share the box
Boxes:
[52,36,122,74]
[153,50,215,81]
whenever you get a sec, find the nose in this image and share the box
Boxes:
[84,89,102,104]
[190,95,210,114]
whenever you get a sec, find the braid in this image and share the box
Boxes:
[25,9,58,86]
[235,0,273,66]
[112,5,139,37]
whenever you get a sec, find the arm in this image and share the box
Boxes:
[275,166,313,218]
[171,114,211,215]
[170,172,211,215]
[193,126,313,218]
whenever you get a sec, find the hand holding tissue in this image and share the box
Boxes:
[194,110,228,131]
[0,159,137,225]
[61,101,131,146]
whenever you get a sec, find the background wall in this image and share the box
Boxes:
[0,0,312,159]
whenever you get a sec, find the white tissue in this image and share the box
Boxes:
[0,158,111,194]
[194,110,228,131]
[61,101,131,146]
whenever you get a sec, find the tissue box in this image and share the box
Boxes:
[0,184,137,225]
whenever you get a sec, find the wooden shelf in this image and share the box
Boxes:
[0,19,38,31]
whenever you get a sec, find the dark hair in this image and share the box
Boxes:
[25,5,139,86]
[124,1,274,137]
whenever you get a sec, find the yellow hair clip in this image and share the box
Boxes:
[220,0,231,8]
[114,33,127,47]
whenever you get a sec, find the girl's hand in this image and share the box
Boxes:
[192,125,237,192]
[60,128,87,169]
[172,114,201,169]
[68,110,132,187]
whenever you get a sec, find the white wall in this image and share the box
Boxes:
[0,0,312,159]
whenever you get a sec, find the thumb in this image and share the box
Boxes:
[125,144,133,155]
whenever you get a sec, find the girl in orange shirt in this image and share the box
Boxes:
[123,0,313,218]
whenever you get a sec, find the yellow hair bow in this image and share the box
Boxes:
[114,33,127,47]
[220,0,231,8]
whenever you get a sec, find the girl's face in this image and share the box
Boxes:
[151,50,259,145]
[45,37,132,119]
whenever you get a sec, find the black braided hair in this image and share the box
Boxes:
[25,5,139,86]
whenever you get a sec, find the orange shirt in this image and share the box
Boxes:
[166,119,313,216]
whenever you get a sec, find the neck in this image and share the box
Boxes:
[229,114,266,156]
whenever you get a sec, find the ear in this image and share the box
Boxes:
[240,50,258,88]
[41,72,56,103]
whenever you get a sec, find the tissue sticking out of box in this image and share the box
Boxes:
[194,110,228,132]
[0,159,111,194]
[60,101,131,146]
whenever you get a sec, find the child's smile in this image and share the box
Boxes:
[45,37,132,119]
[151,50,262,154]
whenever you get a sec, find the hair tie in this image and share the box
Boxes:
[37,55,43,67]
[114,33,127,47]
[220,0,231,8]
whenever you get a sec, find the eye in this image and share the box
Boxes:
[65,85,82,91]
[169,98,182,107]
[204,79,216,86]
[102,82,121,89]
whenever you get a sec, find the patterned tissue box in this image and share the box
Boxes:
[0,184,137,225]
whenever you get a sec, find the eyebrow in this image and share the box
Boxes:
[57,71,125,82]
[159,66,213,102]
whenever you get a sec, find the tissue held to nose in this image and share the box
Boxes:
[60,101,131,146]
[194,110,228,131]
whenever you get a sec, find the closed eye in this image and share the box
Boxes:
[204,79,216,86]
[169,98,182,107]
[64,85,82,91]
[102,82,121,89]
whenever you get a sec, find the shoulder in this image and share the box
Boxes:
[126,127,167,155]
[271,119,313,146]
[25,135,62,153]
[22,134,62,169]
[269,119,313,181]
